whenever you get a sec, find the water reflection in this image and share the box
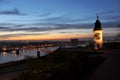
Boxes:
[0,47,59,64]
[0,49,43,64]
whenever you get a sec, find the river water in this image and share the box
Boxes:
[0,47,59,64]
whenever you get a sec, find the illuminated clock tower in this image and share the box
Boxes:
[93,15,103,49]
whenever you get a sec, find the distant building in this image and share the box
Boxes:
[93,15,103,49]
[70,38,78,43]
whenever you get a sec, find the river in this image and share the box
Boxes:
[0,47,59,64]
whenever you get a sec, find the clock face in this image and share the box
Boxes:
[94,33,101,40]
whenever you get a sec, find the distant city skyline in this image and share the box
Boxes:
[0,0,120,40]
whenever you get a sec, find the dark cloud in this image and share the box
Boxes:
[0,8,26,15]
[0,26,11,29]
[0,23,25,28]
[102,21,120,28]
[0,23,92,32]
[14,24,25,27]
[0,19,119,32]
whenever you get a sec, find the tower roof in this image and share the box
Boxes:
[93,15,102,31]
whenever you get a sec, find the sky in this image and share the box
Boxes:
[0,0,120,41]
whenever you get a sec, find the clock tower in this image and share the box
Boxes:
[93,15,103,49]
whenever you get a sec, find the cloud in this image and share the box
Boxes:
[102,21,120,28]
[0,21,119,40]
[38,12,52,17]
[0,21,119,32]
[0,8,26,15]
[0,32,49,39]
[35,16,94,24]
[0,15,119,33]
[0,27,10,29]
[0,23,25,28]
[0,22,92,32]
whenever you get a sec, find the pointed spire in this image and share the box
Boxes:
[93,14,102,31]
[96,13,99,20]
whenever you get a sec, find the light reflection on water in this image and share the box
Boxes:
[0,47,58,64]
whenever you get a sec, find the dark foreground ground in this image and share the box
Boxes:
[0,48,120,80]
[0,60,27,80]
[88,49,120,80]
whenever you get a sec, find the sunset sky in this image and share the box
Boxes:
[0,0,120,40]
